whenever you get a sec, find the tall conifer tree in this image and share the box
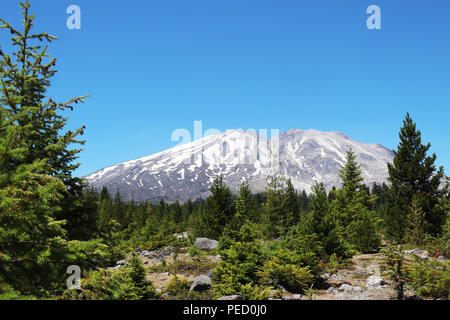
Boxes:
[385,113,445,240]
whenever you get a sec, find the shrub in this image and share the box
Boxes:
[164,276,191,297]
[239,283,271,300]
[257,257,314,293]
[407,257,450,299]
[62,253,159,300]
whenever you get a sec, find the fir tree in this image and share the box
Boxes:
[214,221,266,299]
[0,1,91,294]
[404,195,428,245]
[123,251,157,300]
[263,173,298,238]
[332,150,381,253]
[385,113,445,240]
[195,175,235,239]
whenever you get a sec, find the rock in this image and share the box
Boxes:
[339,284,353,292]
[194,238,219,250]
[106,265,122,271]
[173,232,189,240]
[116,260,127,266]
[329,274,343,282]
[367,275,386,289]
[352,286,363,293]
[207,269,216,278]
[218,295,244,300]
[189,275,213,292]
[159,246,176,257]
[320,273,331,280]
[405,248,430,259]
[141,250,157,258]
[327,287,338,294]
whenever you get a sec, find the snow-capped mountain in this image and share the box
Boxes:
[85,129,394,202]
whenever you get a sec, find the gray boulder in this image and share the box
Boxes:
[194,238,219,250]
[190,275,213,292]
[159,246,176,257]
[339,283,353,292]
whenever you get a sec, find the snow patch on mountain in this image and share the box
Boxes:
[85,129,394,202]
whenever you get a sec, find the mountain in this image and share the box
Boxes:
[85,129,394,202]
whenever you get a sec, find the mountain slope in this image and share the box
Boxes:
[85,129,394,202]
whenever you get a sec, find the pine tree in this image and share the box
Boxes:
[214,221,267,299]
[283,179,300,228]
[332,150,380,253]
[112,190,124,225]
[263,173,298,238]
[235,181,257,222]
[302,182,343,255]
[123,251,157,300]
[0,1,91,294]
[385,113,445,241]
[195,175,235,239]
[304,183,330,236]
[220,182,257,250]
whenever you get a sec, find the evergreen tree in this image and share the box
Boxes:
[385,113,445,240]
[404,195,428,245]
[214,221,266,299]
[112,190,124,225]
[195,175,235,239]
[332,150,381,253]
[123,251,157,300]
[0,1,93,294]
[263,172,297,238]
[59,188,99,240]
[302,182,343,256]
[304,183,330,236]
[283,179,300,228]
[235,181,257,222]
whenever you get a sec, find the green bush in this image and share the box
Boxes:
[164,276,191,297]
[407,258,450,299]
[62,253,159,300]
[257,257,314,293]
[239,283,271,300]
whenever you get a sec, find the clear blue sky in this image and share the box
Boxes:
[1,0,449,176]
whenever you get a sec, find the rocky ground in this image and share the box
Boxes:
[109,237,444,300]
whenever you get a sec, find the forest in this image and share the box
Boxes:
[0,2,448,300]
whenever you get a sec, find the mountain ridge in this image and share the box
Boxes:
[85,129,394,202]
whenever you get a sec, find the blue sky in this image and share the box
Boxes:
[1,0,449,176]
